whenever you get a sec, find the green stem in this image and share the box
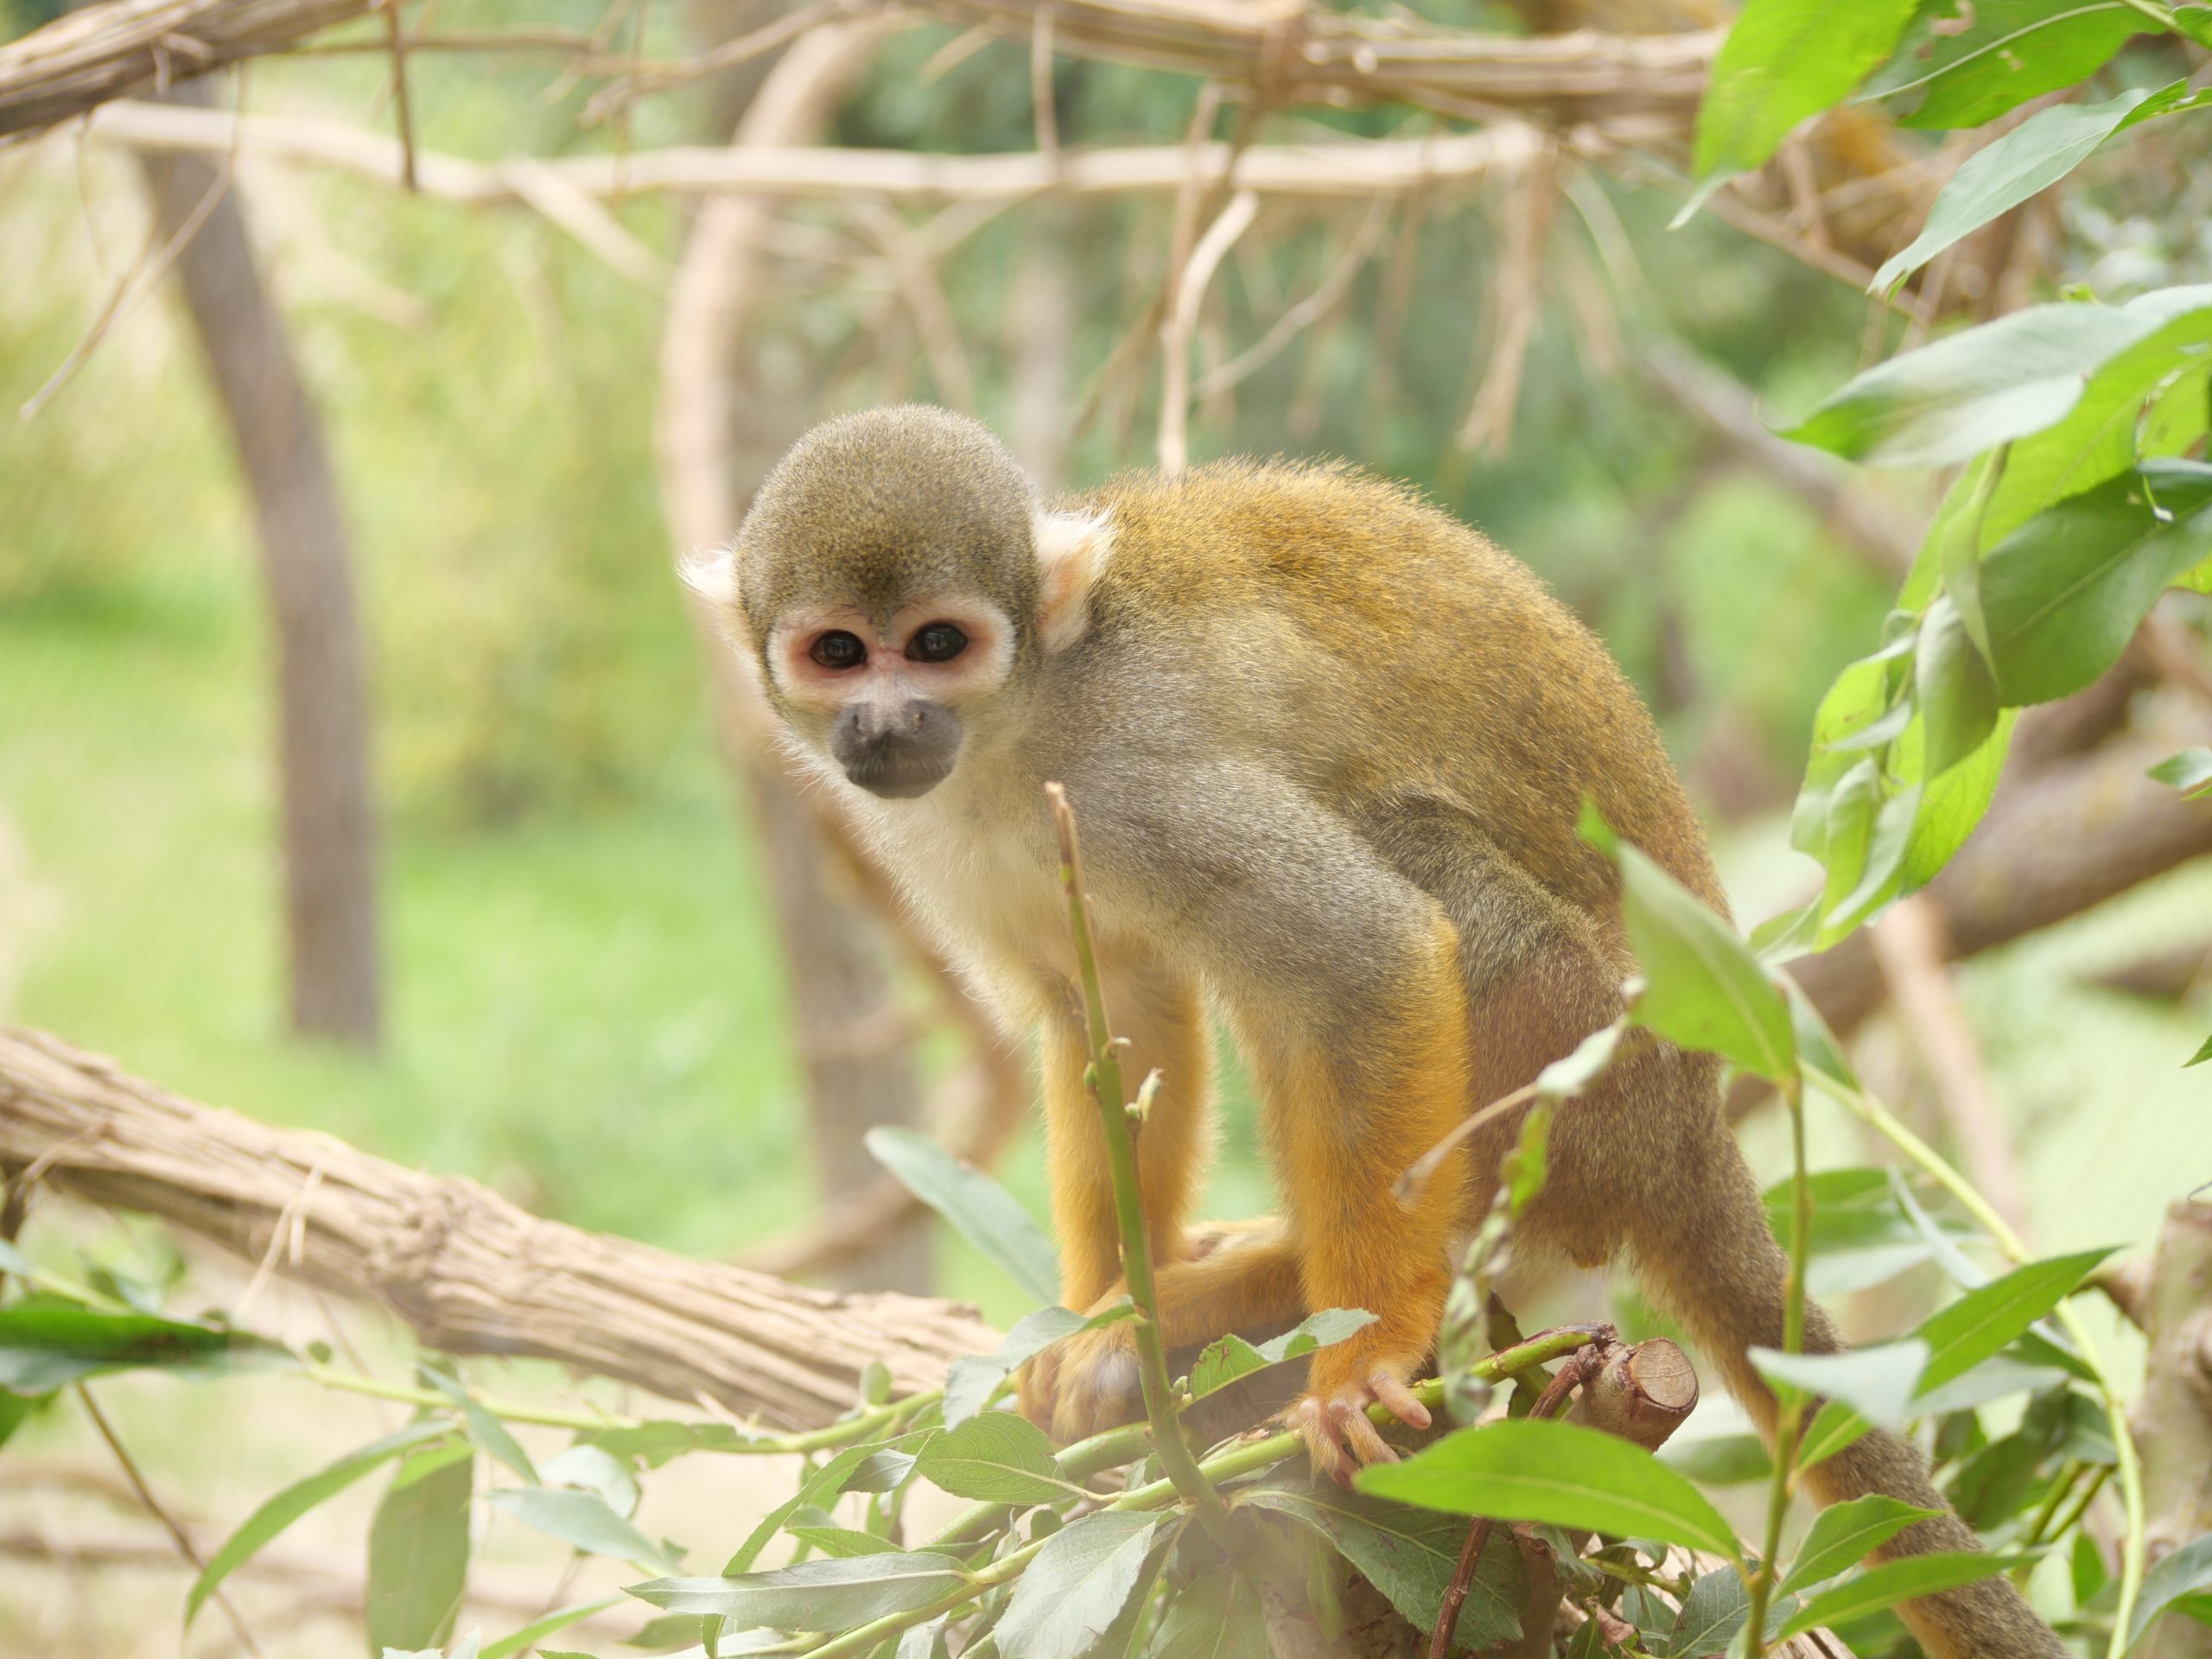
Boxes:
[804,1536,1046,1659]
[823,1327,1604,1659]
[1836,1081,2145,1659]
[1745,1070,1812,1658]
[296,1362,935,1452]
[1046,783,1232,1545]
[2113,0,2177,26]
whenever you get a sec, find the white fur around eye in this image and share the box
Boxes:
[677,544,741,610]
[1033,507,1116,653]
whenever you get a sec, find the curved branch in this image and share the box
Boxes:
[0,1027,995,1427]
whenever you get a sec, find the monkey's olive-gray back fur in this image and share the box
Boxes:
[735,405,1040,646]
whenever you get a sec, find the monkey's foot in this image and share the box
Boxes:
[1017,1320,1142,1443]
[1286,1349,1433,1486]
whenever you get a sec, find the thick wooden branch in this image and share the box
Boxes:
[0,1027,995,1428]
[1,0,1713,139]
[0,0,371,137]
[920,0,1716,124]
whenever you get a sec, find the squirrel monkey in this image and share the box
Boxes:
[695,405,2064,1659]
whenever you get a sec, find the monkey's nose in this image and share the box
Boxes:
[831,700,963,799]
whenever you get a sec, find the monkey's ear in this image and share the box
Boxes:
[677,544,741,610]
[1033,508,1115,652]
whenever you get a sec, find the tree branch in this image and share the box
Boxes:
[0,1027,995,1427]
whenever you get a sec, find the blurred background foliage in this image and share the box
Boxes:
[1,0,2207,1335]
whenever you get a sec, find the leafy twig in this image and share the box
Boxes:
[1046,782,1233,1543]
[1834,1078,2145,1659]
[1428,1342,1598,1657]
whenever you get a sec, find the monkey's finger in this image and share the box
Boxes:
[1296,1398,1356,1488]
[1371,1372,1432,1430]
[1331,1397,1399,1466]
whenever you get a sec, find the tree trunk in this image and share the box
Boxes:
[136,78,381,1048]
[658,16,935,1294]
[2134,1201,2212,1659]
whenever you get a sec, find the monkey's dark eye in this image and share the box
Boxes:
[810,631,867,670]
[908,622,969,664]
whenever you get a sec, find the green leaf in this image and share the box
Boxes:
[1913,1249,2113,1395]
[1781,290,2209,468]
[367,1443,474,1656]
[1901,709,2016,890]
[1147,1565,1269,1659]
[1667,1567,1751,1656]
[2150,747,2212,798]
[538,1444,639,1520]
[1780,1551,2028,1637]
[2126,1531,2212,1650]
[1236,1484,1528,1649]
[0,1298,280,1392]
[488,1486,683,1574]
[627,1553,970,1626]
[1750,1341,1929,1429]
[721,1439,907,1579]
[423,1366,539,1484]
[1865,0,2146,130]
[1796,1398,1877,1473]
[1598,829,1795,1082]
[1914,599,1999,778]
[1694,0,1918,179]
[867,1127,1058,1305]
[1873,84,2205,296]
[1982,298,2212,545]
[1979,463,2212,704]
[188,1421,451,1627]
[1781,1496,1938,1595]
[2179,3,2212,44]
[786,1525,905,1559]
[1357,1418,1743,1564]
[1187,1308,1377,1402]
[1660,1433,1772,1487]
[480,1599,624,1659]
[2189,1032,2212,1068]
[913,1411,1080,1505]
[944,1304,1109,1430]
[993,1511,1162,1659]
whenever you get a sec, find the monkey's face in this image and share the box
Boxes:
[764,596,1017,799]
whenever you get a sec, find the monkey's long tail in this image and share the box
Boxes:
[1628,1120,2069,1659]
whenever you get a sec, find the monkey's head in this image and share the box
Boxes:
[688,405,1110,802]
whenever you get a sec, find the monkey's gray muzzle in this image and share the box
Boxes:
[833,699,962,799]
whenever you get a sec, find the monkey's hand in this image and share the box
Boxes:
[1017,1317,1142,1443]
[1287,1337,1433,1486]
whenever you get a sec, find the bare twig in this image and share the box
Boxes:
[376,0,413,191]
[77,1384,264,1657]
[1030,3,1058,160]
[1195,199,1384,398]
[86,97,1541,205]
[1869,896,2032,1242]
[1429,1344,1598,1659]
[20,137,231,421]
[1456,135,1555,456]
[1157,185,1257,474]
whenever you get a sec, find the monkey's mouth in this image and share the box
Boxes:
[843,747,957,799]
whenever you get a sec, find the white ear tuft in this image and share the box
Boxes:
[677,544,741,610]
[1033,507,1116,653]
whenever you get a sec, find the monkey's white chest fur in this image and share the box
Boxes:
[849,781,1078,1017]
